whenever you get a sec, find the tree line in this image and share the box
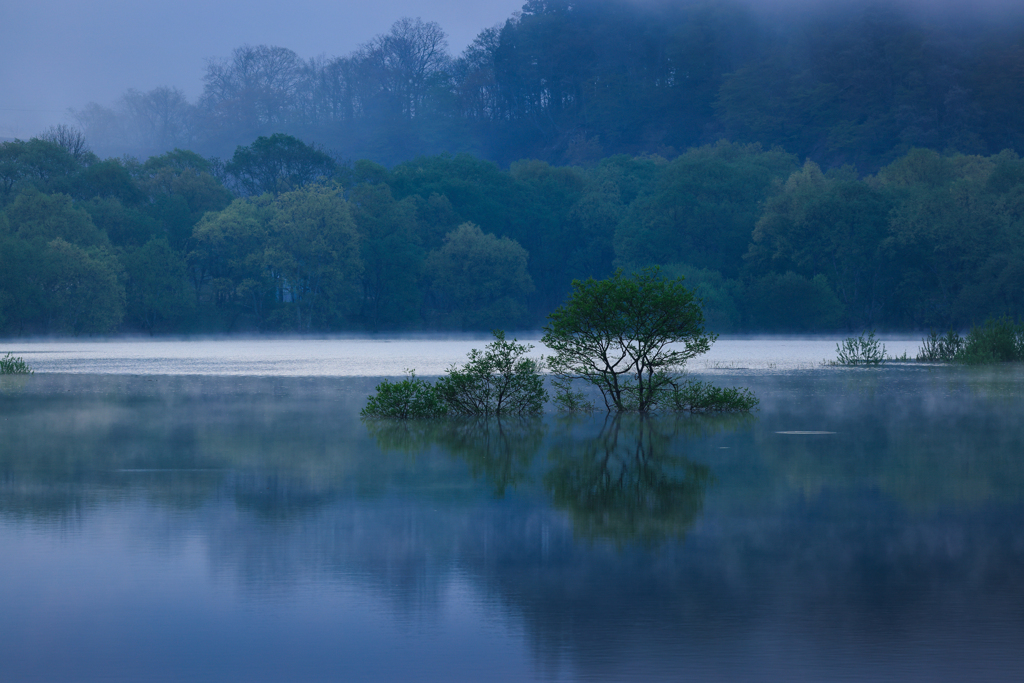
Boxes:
[68,0,1024,172]
[3,129,1024,336]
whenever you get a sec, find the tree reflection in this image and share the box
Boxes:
[544,415,718,546]
[365,417,546,497]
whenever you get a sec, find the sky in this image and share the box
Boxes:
[0,0,525,139]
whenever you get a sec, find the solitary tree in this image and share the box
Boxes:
[542,267,715,412]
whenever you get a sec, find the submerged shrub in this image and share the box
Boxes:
[551,376,595,413]
[435,331,547,416]
[832,331,886,365]
[667,379,759,413]
[361,370,447,418]
[958,316,1024,364]
[0,353,33,375]
[916,318,1024,365]
[362,332,547,419]
[917,329,966,362]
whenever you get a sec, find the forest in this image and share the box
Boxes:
[2,0,1024,336]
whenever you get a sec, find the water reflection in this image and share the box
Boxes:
[366,414,759,545]
[545,415,716,545]
[2,372,1024,682]
[365,417,546,497]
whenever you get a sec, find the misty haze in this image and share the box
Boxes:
[2,1,1024,681]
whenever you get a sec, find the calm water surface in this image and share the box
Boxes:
[1,340,1022,682]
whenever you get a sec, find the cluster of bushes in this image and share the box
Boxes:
[362,332,546,418]
[364,271,760,418]
[361,332,759,419]
[918,318,1024,365]
[829,317,1024,366]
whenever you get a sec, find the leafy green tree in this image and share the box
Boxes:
[614,142,797,277]
[349,183,423,330]
[748,161,893,328]
[225,134,336,196]
[37,238,125,334]
[82,197,159,248]
[542,267,714,413]
[138,150,234,251]
[0,139,83,203]
[361,371,448,418]
[745,272,844,332]
[187,196,273,327]
[6,191,109,248]
[121,238,195,333]
[266,184,362,330]
[423,222,533,330]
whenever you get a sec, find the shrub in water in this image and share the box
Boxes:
[667,379,759,413]
[551,376,595,413]
[435,331,547,416]
[917,329,965,362]
[361,370,447,418]
[958,316,1024,364]
[0,353,33,375]
[832,331,886,365]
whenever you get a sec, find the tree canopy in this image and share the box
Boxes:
[542,268,715,412]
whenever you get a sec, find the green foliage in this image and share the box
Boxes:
[917,329,966,362]
[349,183,424,330]
[746,272,845,332]
[435,331,547,416]
[958,317,1024,364]
[614,141,797,278]
[361,332,546,418]
[543,267,717,413]
[423,223,533,330]
[6,191,109,248]
[226,134,337,196]
[551,377,595,413]
[122,238,195,333]
[0,353,32,375]
[916,318,1024,364]
[667,380,759,413]
[749,160,893,328]
[361,371,448,418]
[832,331,887,366]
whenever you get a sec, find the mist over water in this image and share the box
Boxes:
[5,337,923,376]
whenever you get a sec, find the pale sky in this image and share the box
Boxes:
[0,0,525,139]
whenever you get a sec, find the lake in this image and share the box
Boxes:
[1,339,1022,682]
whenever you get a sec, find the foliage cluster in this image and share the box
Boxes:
[360,371,447,419]
[917,317,1024,365]
[543,268,715,413]
[435,332,547,416]
[0,353,32,375]
[667,380,759,413]
[8,127,1024,335]
[361,332,546,418]
[917,330,967,363]
[831,331,888,366]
